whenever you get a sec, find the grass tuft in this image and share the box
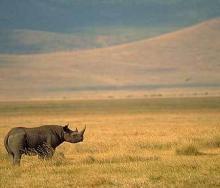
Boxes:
[80,155,160,165]
[206,136,220,148]
[176,144,201,156]
[89,177,117,187]
[138,142,175,150]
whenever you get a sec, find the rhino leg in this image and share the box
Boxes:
[46,148,55,159]
[13,152,22,165]
[5,152,14,165]
[37,143,54,160]
[8,132,25,165]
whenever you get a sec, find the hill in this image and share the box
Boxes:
[0,18,219,100]
[0,26,178,54]
[0,0,220,54]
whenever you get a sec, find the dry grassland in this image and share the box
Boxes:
[0,97,220,187]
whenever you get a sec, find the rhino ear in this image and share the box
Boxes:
[63,125,69,132]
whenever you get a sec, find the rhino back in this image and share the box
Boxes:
[24,125,64,148]
[5,125,64,154]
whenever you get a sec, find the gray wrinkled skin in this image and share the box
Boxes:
[4,124,86,165]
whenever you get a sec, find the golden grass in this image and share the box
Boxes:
[0,98,220,187]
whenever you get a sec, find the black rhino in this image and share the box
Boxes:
[4,124,86,165]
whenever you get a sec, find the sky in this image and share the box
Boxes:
[0,0,220,32]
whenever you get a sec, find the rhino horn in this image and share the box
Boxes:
[80,125,86,135]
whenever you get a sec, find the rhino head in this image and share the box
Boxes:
[63,124,86,143]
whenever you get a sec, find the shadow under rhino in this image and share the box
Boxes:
[4,124,86,165]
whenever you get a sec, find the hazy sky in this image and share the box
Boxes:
[0,0,220,32]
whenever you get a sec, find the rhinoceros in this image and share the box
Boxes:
[4,124,86,165]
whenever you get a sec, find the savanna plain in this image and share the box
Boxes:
[0,97,220,187]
